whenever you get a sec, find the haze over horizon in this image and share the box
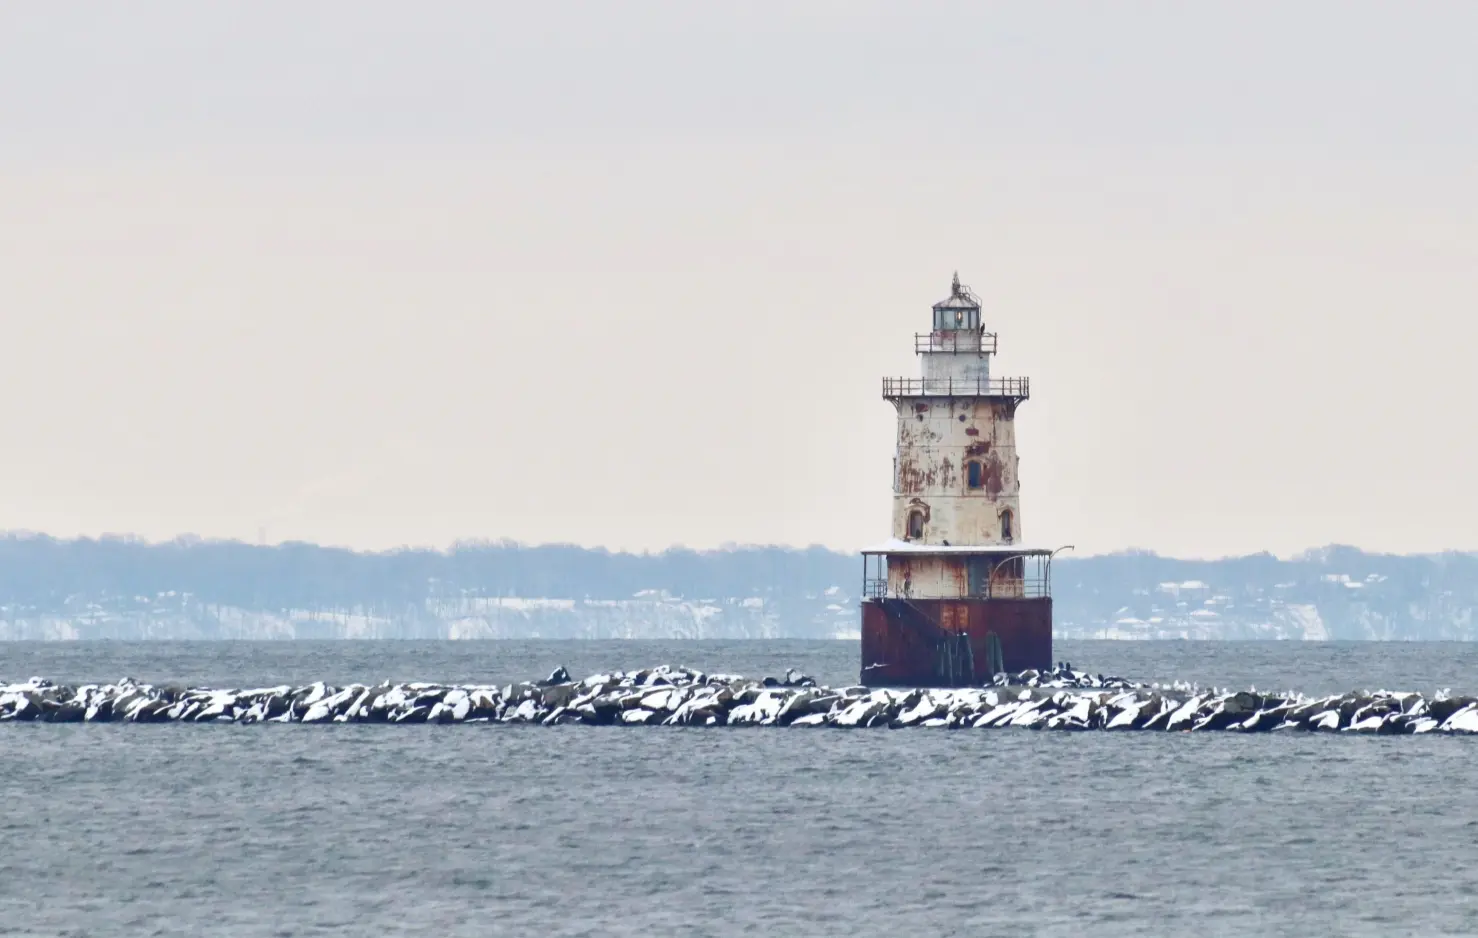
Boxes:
[0,528,1462,567]
[3,2,1476,559]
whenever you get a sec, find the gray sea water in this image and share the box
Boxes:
[2,640,1477,938]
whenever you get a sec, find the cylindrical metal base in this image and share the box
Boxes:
[860,597,1052,687]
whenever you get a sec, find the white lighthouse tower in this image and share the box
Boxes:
[860,273,1055,686]
[891,272,1025,553]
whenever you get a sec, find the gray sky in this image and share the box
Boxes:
[2,2,1476,558]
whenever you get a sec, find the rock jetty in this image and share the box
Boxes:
[2,665,1476,733]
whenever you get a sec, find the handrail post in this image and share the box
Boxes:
[1045,545,1075,599]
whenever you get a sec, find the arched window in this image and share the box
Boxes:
[966,461,984,490]
[1000,509,1014,543]
[907,510,925,540]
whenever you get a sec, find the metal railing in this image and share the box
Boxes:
[915,332,997,355]
[862,576,1051,601]
[981,575,1049,599]
[881,376,1030,400]
[860,550,1066,602]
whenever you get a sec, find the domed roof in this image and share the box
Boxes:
[933,272,981,311]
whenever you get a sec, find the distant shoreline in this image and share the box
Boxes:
[1,535,1475,641]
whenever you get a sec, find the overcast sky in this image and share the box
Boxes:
[2,2,1476,558]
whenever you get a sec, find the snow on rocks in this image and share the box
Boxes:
[0,665,1476,734]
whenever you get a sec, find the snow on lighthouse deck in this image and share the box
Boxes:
[862,538,1054,555]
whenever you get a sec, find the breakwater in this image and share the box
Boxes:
[3,665,1477,733]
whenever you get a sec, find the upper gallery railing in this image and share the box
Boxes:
[881,376,1030,400]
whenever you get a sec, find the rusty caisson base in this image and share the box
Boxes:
[860,597,1052,687]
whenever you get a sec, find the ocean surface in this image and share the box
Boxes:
[2,639,1477,938]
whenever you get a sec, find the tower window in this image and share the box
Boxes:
[907,510,925,540]
[1000,509,1014,542]
[966,461,984,490]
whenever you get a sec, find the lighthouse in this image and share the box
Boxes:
[860,274,1058,686]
